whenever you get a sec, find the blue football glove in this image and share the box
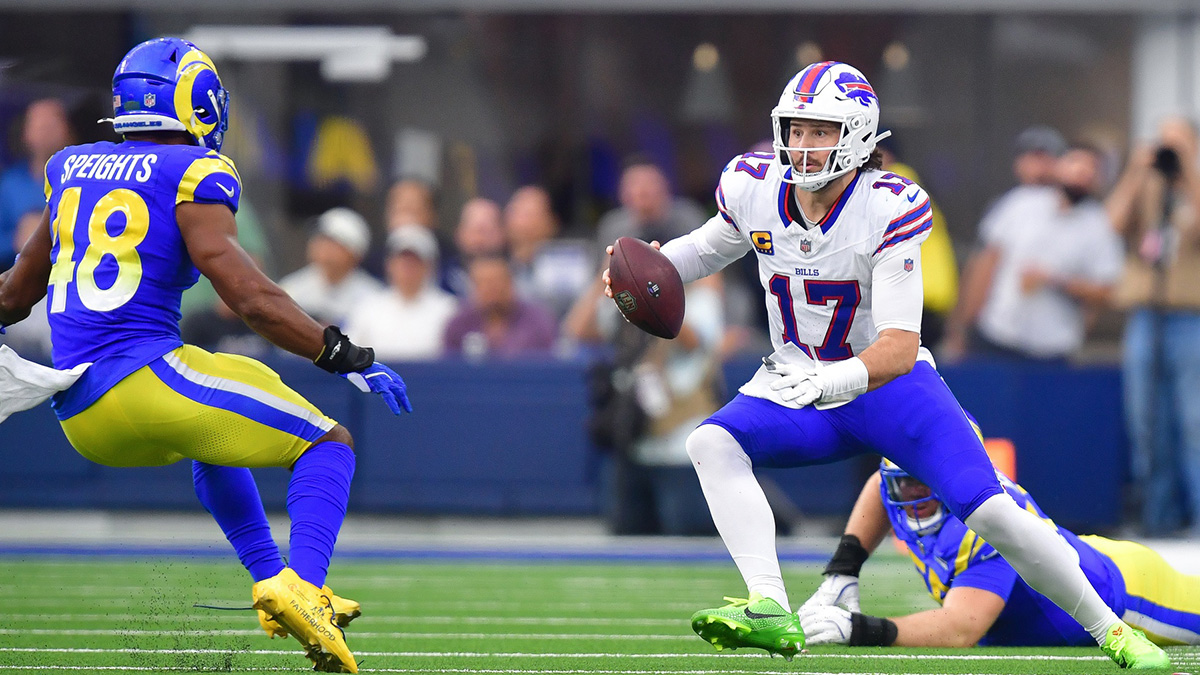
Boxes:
[341,363,412,415]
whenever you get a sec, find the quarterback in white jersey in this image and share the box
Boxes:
[674,151,936,409]
[605,61,1169,669]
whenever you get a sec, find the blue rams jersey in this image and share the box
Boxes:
[41,139,241,419]
[888,472,1124,646]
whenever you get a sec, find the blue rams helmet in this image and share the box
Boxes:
[109,37,229,152]
[879,459,949,538]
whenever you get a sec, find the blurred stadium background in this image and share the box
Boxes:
[1,2,1199,673]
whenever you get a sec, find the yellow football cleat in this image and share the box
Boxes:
[252,568,358,673]
[257,586,361,638]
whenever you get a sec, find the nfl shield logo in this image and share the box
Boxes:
[143,93,156,108]
[904,258,914,272]
[800,239,812,254]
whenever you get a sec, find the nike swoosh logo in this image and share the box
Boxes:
[744,608,787,619]
[907,192,918,202]
[217,182,236,198]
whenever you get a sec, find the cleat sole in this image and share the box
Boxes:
[692,615,800,658]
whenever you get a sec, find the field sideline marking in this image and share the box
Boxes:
[0,646,1111,661]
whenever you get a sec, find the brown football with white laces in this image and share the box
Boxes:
[607,236,685,339]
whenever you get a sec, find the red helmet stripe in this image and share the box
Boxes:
[794,61,836,102]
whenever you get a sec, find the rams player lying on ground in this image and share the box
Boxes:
[799,459,1200,648]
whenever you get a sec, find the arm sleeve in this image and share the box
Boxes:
[175,152,242,213]
[872,241,925,333]
[660,214,752,284]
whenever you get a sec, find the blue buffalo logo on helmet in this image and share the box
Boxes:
[833,71,878,107]
[109,37,230,152]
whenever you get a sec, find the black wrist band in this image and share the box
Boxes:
[824,534,870,577]
[849,612,898,647]
[313,325,374,374]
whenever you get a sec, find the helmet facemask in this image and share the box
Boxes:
[880,463,948,537]
[770,62,890,192]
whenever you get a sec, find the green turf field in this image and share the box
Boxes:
[0,556,1194,674]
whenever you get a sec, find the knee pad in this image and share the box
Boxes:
[686,424,750,469]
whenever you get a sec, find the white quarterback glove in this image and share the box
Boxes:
[798,604,853,646]
[799,573,861,613]
[763,357,821,406]
[765,355,869,408]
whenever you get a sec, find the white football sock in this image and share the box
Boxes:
[686,424,790,612]
[965,494,1119,644]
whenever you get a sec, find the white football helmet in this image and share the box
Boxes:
[771,61,890,191]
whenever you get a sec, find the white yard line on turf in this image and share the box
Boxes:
[0,662,1032,667]
[4,615,681,626]
[0,628,690,640]
[0,647,1112,661]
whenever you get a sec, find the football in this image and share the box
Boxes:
[607,237,685,339]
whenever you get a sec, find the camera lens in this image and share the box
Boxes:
[1154,147,1181,179]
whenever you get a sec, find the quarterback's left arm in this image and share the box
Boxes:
[0,207,52,328]
[862,237,925,384]
[800,585,1005,648]
[773,249,921,405]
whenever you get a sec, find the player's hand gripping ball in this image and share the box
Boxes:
[606,237,685,339]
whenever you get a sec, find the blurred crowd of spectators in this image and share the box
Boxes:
[3,94,1199,538]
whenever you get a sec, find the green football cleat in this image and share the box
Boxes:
[690,593,805,659]
[1100,623,1171,670]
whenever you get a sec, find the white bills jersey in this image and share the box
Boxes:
[712,152,934,364]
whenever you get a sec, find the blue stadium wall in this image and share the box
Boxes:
[0,356,1127,531]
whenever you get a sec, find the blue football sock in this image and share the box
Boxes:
[286,441,355,588]
[192,462,285,583]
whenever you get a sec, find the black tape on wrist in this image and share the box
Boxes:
[849,612,898,647]
[313,325,374,374]
[824,534,870,577]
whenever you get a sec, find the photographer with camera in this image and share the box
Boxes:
[1106,116,1200,536]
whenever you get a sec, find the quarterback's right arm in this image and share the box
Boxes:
[660,162,752,283]
[659,213,751,283]
[0,207,52,328]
